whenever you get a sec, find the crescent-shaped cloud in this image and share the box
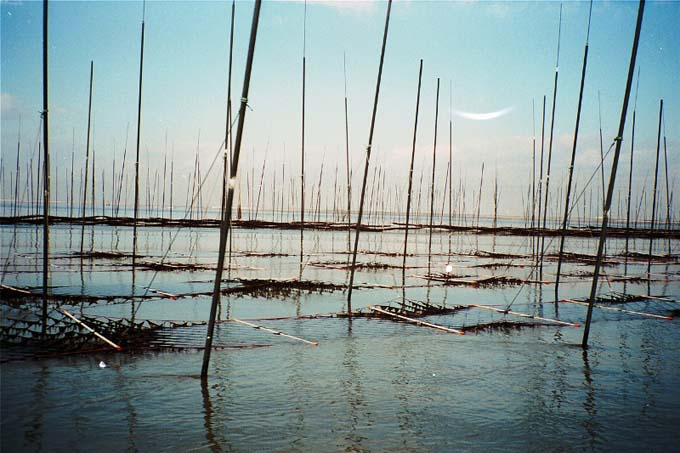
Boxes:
[454,107,514,121]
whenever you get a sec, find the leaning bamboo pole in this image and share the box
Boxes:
[62,310,123,350]
[555,1,593,299]
[225,0,235,273]
[80,61,94,256]
[563,299,671,321]
[202,0,261,378]
[647,99,663,275]
[427,78,440,275]
[582,0,645,348]
[368,306,465,335]
[232,318,319,346]
[346,0,392,314]
[402,59,423,285]
[41,0,50,334]
[540,3,563,276]
[470,304,580,327]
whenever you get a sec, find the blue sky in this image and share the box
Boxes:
[1,0,678,219]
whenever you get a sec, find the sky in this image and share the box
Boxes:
[1,0,679,221]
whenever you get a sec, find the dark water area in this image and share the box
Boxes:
[2,223,679,451]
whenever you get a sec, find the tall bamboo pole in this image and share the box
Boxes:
[13,118,21,218]
[402,59,423,285]
[555,1,593,299]
[225,0,235,273]
[531,99,536,255]
[202,0,261,378]
[346,0,392,313]
[299,1,307,279]
[536,96,546,265]
[647,99,663,274]
[539,3,563,276]
[624,68,640,266]
[80,61,93,256]
[41,0,50,334]
[344,53,352,257]
[132,3,146,271]
[582,0,645,348]
[662,120,671,255]
[448,80,453,255]
[427,78,440,275]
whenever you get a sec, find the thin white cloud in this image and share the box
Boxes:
[454,107,513,121]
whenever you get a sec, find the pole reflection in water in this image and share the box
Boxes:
[25,364,49,451]
[114,362,138,452]
[200,379,220,453]
[394,328,424,450]
[342,324,368,449]
[581,350,600,450]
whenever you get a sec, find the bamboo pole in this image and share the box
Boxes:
[555,1,592,299]
[563,298,671,321]
[299,1,307,279]
[202,0,261,378]
[13,118,21,218]
[427,78,440,275]
[582,0,645,348]
[661,117,671,255]
[132,3,146,271]
[232,318,318,346]
[531,98,536,242]
[470,304,580,327]
[540,4,563,275]
[80,61,94,256]
[624,68,640,268]
[448,80,453,250]
[647,99,663,274]
[347,0,392,314]
[536,96,546,262]
[402,59,423,286]
[62,310,123,350]
[225,0,235,272]
[41,0,50,334]
[368,306,465,335]
[343,53,352,257]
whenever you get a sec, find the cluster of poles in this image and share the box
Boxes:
[12,0,673,377]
